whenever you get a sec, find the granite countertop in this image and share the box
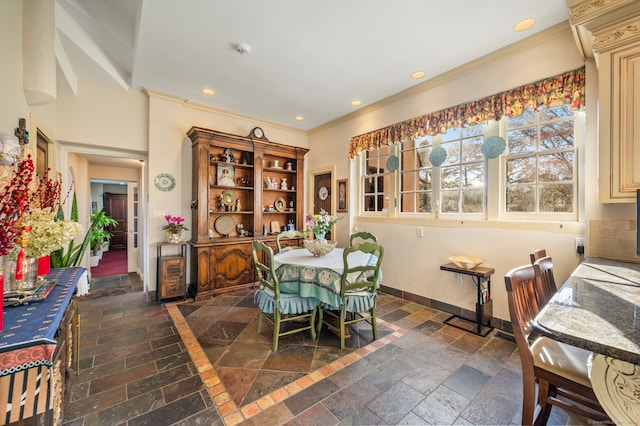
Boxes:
[533,257,640,365]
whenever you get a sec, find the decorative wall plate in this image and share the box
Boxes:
[221,189,236,207]
[214,215,235,236]
[154,173,176,191]
[318,186,329,200]
[429,147,447,167]
[386,155,399,172]
[274,197,286,212]
[482,136,506,159]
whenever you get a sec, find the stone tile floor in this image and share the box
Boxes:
[64,274,588,425]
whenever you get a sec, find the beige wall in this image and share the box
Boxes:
[0,0,30,138]
[307,23,635,321]
[3,0,636,320]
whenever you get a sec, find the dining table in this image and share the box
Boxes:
[273,247,379,309]
[532,257,640,424]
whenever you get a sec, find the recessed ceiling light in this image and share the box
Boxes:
[202,88,215,95]
[514,18,536,32]
[295,115,304,121]
[351,100,362,106]
[411,71,425,79]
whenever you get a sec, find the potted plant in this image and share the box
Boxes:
[89,209,118,261]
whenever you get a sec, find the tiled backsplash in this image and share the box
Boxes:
[590,219,638,262]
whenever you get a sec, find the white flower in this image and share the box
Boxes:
[24,208,84,258]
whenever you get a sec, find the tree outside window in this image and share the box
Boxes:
[505,105,576,215]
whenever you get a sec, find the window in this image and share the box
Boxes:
[400,136,432,213]
[362,144,392,212]
[440,125,484,214]
[504,105,576,217]
[358,104,580,221]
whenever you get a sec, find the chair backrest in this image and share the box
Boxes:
[276,230,305,253]
[349,231,378,247]
[341,241,384,296]
[533,255,557,308]
[529,248,547,264]
[504,264,540,374]
[252,240,279,297]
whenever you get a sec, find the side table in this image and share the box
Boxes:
[440,262,495,337]
[157,242,187,301]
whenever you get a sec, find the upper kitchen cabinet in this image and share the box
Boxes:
[568,0,640,202]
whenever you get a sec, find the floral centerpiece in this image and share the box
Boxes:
[304,209,340,256]
[162,214,188,243]
[305,209,340,240]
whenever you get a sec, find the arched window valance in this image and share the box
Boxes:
[348,66,585,159]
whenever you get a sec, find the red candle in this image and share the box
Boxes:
[37,255,50,276]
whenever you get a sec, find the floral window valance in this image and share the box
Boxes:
[349,66,585,159]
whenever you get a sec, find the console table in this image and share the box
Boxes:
[440,263,494,337]
[0,267,84,425]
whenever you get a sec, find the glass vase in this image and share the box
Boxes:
[315,233,326,241]
[168,233,181,244]
[12,257,38,291]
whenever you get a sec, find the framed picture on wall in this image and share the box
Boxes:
[337,179,348,212]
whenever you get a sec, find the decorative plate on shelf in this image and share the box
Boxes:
[221,189,236,207]
[154,173,176,191]
[274,197,286,212]
[214,215,235,236]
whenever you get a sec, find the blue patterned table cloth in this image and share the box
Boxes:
[273,248,377,309]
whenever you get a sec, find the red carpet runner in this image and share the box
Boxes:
[91,250,127,277]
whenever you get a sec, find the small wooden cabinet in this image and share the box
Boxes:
[156,242,187,300]
[187,127,309,300]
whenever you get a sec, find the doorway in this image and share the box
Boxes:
[56,141,149,295]
[104,192,127,250]
[312,171,333,239]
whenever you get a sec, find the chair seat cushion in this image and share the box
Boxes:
[254,288,319,315]
[344,290,378,312]
[531,336,593,388]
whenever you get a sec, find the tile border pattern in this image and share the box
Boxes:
[165,303,408,426]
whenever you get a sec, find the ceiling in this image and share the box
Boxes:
[55,0,571,134]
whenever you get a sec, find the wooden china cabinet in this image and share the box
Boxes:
[187,126,309,300]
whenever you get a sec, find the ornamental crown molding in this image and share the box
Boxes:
[567,0,640,58]
[569,0,629,25]
[592,19,640,52]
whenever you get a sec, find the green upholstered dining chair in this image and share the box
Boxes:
[349,231,378,247]
[275,230,305,253]
[317,241,384,349]
[252,240,317,351]
[504,264,609,425]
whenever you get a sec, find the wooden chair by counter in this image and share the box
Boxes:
[252,240,317,351]
[349,231,378,247]
[504,265,609,425]
[317,241,384,349]
[533,256,557,308]
[276,230,305,253]
[529,248,547,264]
